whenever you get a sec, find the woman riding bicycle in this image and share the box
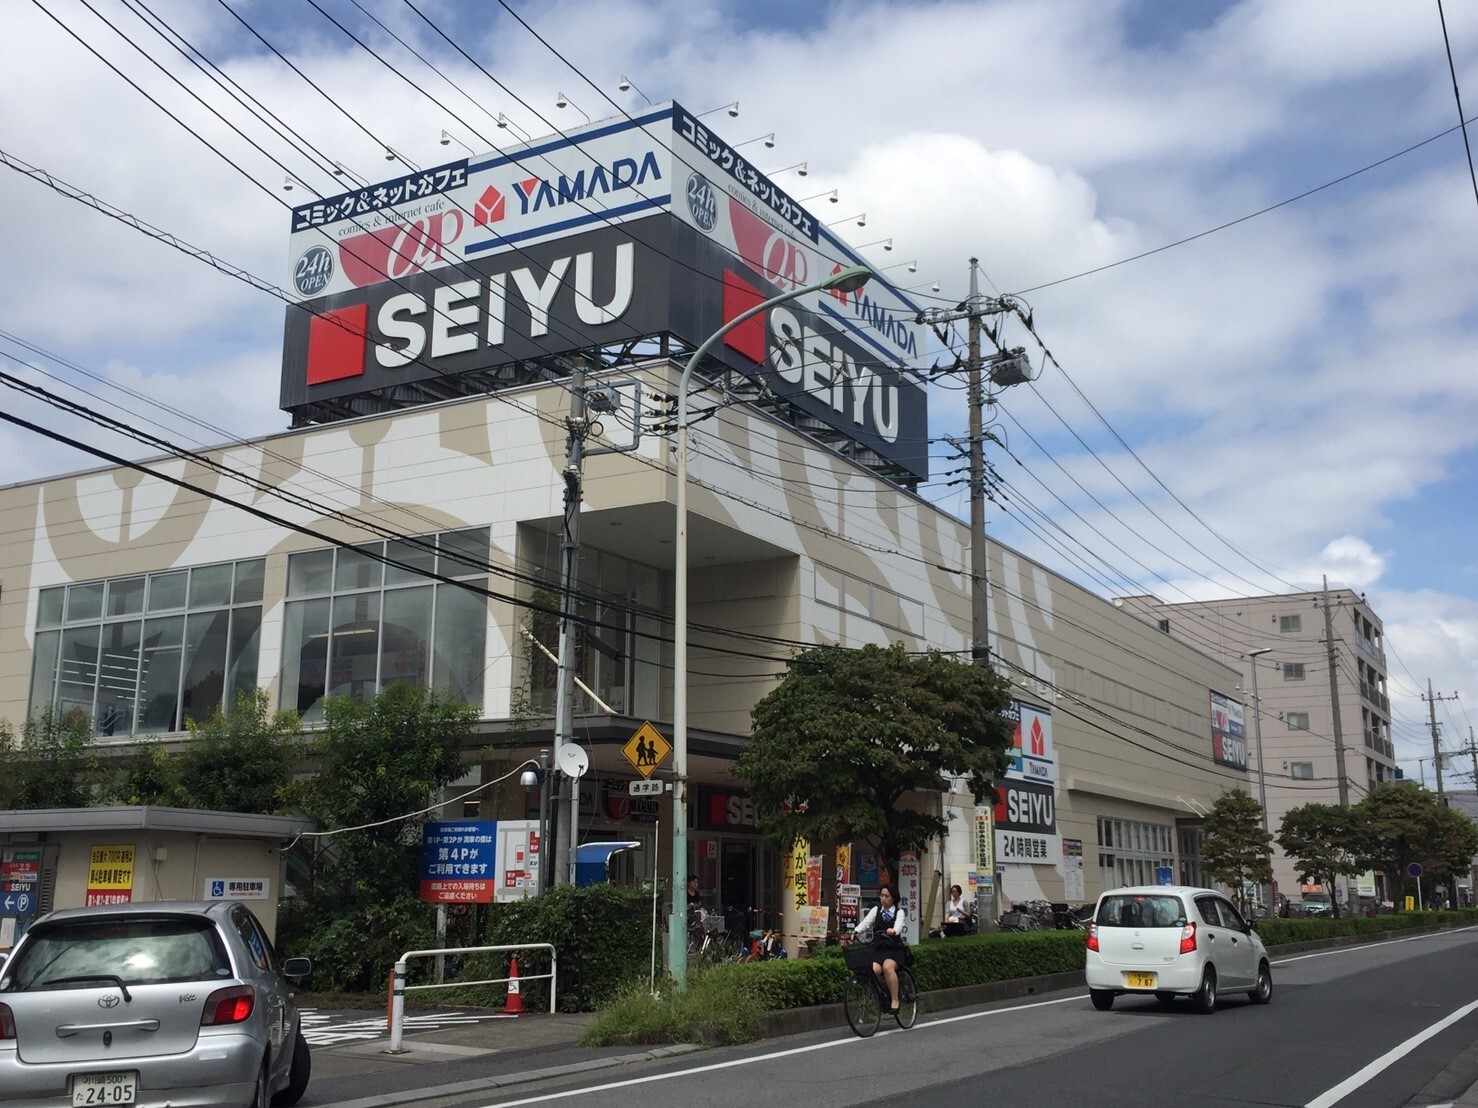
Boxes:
[853,882,909,1013]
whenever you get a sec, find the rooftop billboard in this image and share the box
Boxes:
[280,104,929,481]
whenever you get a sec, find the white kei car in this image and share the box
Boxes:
[1084,885,1272,1013]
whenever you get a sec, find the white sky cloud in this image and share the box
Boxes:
[2,0,1477,781]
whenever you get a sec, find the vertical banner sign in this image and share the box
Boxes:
[787,838,809,910]
[86,845,136,907]
[898,852,921,923]
[1209,691,1248,770]
[805,853,823,907]
[996,701,1060,867]
[1062,838,1085,902]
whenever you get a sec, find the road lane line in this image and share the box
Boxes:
[478,994,1083,1106]
[1304,997,1478,1108]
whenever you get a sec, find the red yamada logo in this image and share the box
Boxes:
[474,185,506,226]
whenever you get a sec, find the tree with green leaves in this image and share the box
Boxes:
[178,690,302,814]
[732,643,1015,875]
[1276,802,1361,919]
[1352,782,1466,910]
[0,707,97,809]
[285,683,477,990]
[1426,802,1478,904]
[98,690,302,813]
[1200,789,1273,914]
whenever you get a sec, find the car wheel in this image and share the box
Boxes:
[1154,991,1177,1005]
[271,1028,312,1106]
[1090,989,1115,1011]
[249,1058,270,1108]
[1248,961,1272,1005]
[1191,966,1217,1014]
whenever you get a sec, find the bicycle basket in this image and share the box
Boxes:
[701,910,726,934]
[842,943,876,972]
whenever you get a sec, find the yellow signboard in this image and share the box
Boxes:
[87,844,136,907]
[621,721,671,779]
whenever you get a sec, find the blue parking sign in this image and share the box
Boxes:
[211,880,225,897]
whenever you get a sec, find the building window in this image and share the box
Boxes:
[1283,662,1306,681]
[1291,761,1314,780]
[280,530,488,721]
[1098,816,1175,890]
[30,559,265,738]
[525,544,657,719]
[1287,711,1310,730]
[1157,619,1170,634]
[1280,615,1302,633]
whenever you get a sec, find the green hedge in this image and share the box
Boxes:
[438,884,653,1012]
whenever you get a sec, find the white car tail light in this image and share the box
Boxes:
[0,1002,13,1040]
[1086,922,1099,952]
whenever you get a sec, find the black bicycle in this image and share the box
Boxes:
[842,940,917,1037]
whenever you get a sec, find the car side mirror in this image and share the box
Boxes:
[282,956,312,978]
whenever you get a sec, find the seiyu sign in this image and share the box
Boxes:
[994,701,1059,866]
[281,219,671,408]
[279,103,931,481]
[1210,691,1248,771]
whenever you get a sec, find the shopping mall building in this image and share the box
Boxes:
[0,104,1254,946]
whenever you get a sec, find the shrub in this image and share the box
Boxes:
[581,964,771,1046]
[442,884,653,1012]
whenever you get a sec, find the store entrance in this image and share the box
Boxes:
[690,836,777,937]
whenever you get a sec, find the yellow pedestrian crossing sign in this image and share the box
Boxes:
[622,721,671,778]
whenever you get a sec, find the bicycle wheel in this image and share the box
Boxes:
[894,969,918,1028]
[844,973,881,1038]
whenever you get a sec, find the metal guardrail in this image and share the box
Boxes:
[387,942,556,1053]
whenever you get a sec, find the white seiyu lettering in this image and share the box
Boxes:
[511,258,570,338]
[574,242,633,324]
[376,293,427,367]
[374,245,633,367]
[431,279,480,357]
[768,305,900,442]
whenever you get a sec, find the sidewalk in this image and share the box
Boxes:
[305,1010,701,1108]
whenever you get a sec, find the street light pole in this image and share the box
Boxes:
[1246,648,1273,915]
[667,263,872,988]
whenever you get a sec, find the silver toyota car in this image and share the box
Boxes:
[0,900,311,1107]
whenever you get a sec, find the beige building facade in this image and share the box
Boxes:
[0,361,1257,938]
[1118,589,1396,905]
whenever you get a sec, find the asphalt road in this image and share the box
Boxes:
[415,926,1478,1108]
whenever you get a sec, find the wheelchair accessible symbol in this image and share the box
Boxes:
[211,880,225,897]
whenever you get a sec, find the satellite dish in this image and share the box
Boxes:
[556,742,589,778]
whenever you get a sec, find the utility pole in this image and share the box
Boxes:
[1422,681,1460,805]
[918,260,1032,933]
[551,362,589,886]
[917,259,1030,669]
[1319,577,1350,807]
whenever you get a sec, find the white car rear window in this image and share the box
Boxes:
[1097,894,1186,928]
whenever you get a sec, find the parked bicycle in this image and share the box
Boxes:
[842,936,917,1037]
[686,908,745,964]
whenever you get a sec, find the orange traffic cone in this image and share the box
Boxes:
[504,956,525,1015]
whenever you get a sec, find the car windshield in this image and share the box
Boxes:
[1097,893,1186,927]
[4,916,231,990]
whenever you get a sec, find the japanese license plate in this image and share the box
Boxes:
[1125,971,1157,989]
[72,1072,137,1106]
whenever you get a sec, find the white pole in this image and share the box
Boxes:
[388,959,407,1053]
[667,264,872,989]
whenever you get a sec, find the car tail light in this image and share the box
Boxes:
[1179,922,1197,954]
[1086,923,1099,952]
[0,1002,14,1040]
[201,985,256,1026]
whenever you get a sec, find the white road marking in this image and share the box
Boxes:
[1304,997,1478,1107]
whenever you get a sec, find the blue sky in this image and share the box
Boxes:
[1,0,1477,778]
